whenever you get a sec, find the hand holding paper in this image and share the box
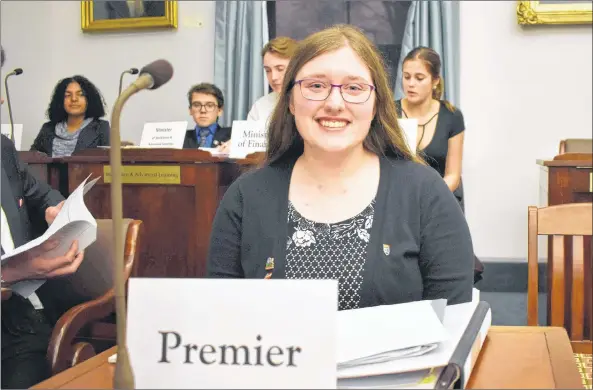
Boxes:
[1,240,84,284]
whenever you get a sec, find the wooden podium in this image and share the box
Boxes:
[62,149,257,278]
[537,153,592,332]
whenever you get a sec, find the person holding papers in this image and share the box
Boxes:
[1,46,85,389]
[31,75,110,157]
[207,25,474,310]
[1,134,85,388]
[183,83,231,149]
[396,46,484,283]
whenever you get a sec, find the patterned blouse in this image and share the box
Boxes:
[285,199,375,310]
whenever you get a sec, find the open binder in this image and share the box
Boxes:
[337,299,491,389]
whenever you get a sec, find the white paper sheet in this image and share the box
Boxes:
[1,175,99,297]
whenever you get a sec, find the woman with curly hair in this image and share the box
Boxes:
[31,75,110,157]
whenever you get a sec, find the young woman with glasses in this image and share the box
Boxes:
[207,25,474,309]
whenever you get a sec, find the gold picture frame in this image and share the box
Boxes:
[81,1,178,32]
[517,1,592,25]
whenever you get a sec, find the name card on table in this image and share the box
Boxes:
[127,278,338,389]
[398,118,418,154]
[139,121,187,149]
[229,120,267,159]
[1,124,23,150]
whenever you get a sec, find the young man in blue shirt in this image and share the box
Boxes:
[183,83,231,149]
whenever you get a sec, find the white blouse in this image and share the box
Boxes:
[246,92,279,124]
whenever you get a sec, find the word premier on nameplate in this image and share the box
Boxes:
[158,332,302,367]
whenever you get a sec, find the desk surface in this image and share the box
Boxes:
[33,326,583,389]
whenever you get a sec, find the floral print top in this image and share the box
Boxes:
[285,199,376,310]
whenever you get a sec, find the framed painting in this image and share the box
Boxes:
[517,1,592,25]
[81,0,178,32]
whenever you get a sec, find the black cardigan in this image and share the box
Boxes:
[207,156,474,307]
[30,118,110,156]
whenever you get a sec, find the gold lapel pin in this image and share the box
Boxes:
[265,257,275,271]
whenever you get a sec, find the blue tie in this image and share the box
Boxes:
[198,128,210,147]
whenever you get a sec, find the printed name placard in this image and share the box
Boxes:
[398,118,418,154]
[139,121,187,149]
[1,124,23,150]
[127,278,337,389]
[229,120,267,159]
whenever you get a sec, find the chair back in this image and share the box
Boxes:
[559,139,593,154]
[46,219,143,375]
[527,203,592,353]
[64,218,139,299]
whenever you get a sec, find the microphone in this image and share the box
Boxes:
[117,67,139,96]
[3,68,23,143]
[110,59,173,390]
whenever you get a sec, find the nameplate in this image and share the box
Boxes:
[127,278,337,388]
[140,121,187,149]
[398,118,418,154]
[103,165,181,184]
[1,124,23,150]
[229,120,267,159]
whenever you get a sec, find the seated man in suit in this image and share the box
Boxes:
[1,46,85,389]
[183,83,231,149]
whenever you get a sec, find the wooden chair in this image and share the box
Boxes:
[527,203,592,354]
[45,219,142,375]
[559,138,592,155]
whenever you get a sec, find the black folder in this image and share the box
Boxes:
[434,301,491,389]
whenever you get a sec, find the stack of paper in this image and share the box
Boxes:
[198,147,229,157]
[337,300,449,370]
[337,292,490,389]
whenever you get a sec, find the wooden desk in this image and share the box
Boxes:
[18,151,67,196]
[33,326,583,389]
[61,149,256,278]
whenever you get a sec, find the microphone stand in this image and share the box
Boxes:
[4,73,17,143]
[110,60,171,389]
[110,82,139,390]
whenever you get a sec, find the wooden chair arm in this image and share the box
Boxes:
[47,287,115,375]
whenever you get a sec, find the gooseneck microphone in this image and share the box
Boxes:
[111,59,173,390]
[3,68,23,143]
[117,67,139,96]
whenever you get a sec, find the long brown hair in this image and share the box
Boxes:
[402,46,456,112]
[265,24,424,166]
